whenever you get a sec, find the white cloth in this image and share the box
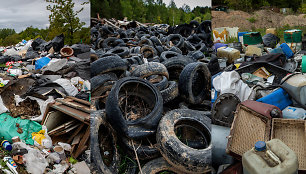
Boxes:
[213,71,253,101]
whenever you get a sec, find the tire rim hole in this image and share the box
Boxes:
[118,82,155,121]
[174,120,211,149]
[192,70,206,97]
[168,66,183,81]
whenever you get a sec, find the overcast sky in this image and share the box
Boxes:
[0,0,90,33]
[163,0,211,9]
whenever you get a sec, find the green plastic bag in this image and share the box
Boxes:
[0,113,42,145]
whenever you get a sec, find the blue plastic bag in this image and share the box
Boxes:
[35,57,51,70]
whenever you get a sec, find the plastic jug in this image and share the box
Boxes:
[256,88,292,110]
[242,139,298,174]
[281,74,306,109]
[282,106,306,120]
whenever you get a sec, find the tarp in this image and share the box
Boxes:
[0,113,42,145]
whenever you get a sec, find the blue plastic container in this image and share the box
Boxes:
[279,43,294,58]
[238,32,248,43]
[214,43,228,52]
[282,106,306,120]
[256,88,292,110]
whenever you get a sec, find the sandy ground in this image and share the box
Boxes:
[212,10,306,30]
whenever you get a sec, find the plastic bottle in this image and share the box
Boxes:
[3,157,18,174]
[1,140,12,151]
[242,139,298,174]
[282,106,306,120]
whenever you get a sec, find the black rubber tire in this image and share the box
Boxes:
[91,73,118,94]
[155,46,164,56]
[91,110,120,174]
[188,50,205,61]
[107,47,130,58]
[195,43,208,53]
[139,38,154,47]
[167,34,184,48]
[121,136,160,161]
[184,41,196,52]
[162,57,194,82]
[160,81,179,103]
[168,46,182,54]
[150,36,162,47]
[140,157,184,174]
[148,75,168,91]
[197,20,211,34]
[102,37,120,48]
[174,24,193,38]
[187,34,202,45]
[130,46,141,54]
[189,20,200,28]
[94,84,114,110]
[134,55,144,65]
[91,56,128,77]
[125,57,140,66]
[105,77,163,139]
[140,46,157,59]
[179,62,211,104]
[160,51,182,62]
[131,62,169,79]
[156,109,212,174]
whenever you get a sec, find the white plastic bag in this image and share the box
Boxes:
[23,149,48,174]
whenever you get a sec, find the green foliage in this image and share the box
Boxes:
[224,0,303,12]
[45,0,88,44]
[0,29,16,40]
[248,17,257,23]
[91,0,211,25]
[1,34,21,46]
[299,3,306,13]
[224,37,239,44]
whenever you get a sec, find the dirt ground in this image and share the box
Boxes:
[212,10,306,30]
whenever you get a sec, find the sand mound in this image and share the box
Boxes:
[212,9,306,30]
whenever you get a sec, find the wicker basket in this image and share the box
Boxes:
[226,104,271,159]
[271,119,306,170]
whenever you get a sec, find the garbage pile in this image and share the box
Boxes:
[90,19,214,173]
[211,28,306,173]
[0,34,91,174]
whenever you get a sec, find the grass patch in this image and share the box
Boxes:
[224,37,239,44]
[247,17,256,23]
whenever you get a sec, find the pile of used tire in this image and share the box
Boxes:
[90,20,213,174]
